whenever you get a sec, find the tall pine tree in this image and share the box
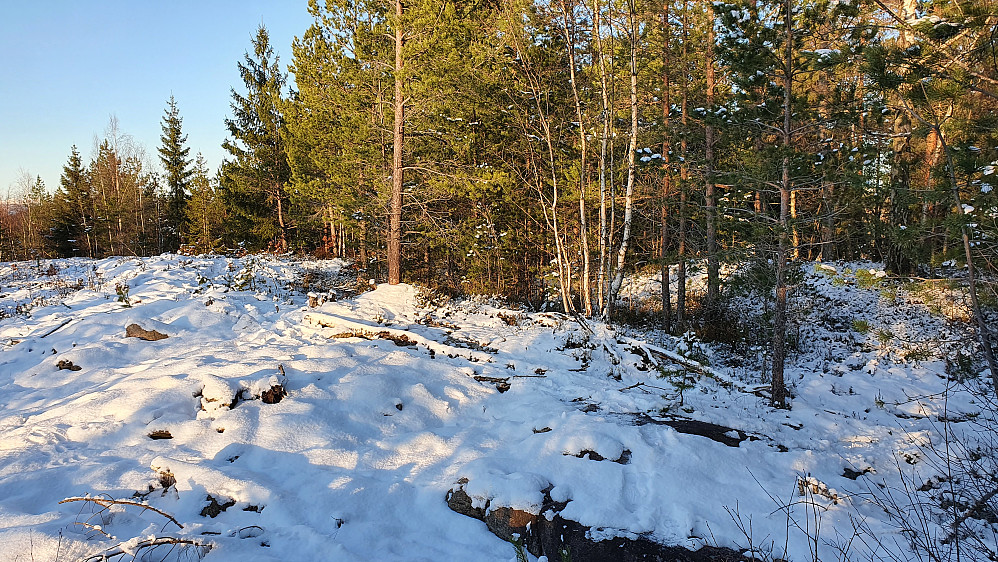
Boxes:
[158,95,193,251]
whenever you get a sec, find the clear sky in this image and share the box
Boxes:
[0,0,314,196]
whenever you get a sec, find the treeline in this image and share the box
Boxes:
[4,0,997,355]
[0,106,217,261]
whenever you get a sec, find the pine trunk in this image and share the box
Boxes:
[660,0,673,332]
[705,23,719,303]
[388,0,404,285]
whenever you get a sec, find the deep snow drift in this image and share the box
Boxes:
[0,255,994,561]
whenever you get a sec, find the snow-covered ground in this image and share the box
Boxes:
[0,255,993,561]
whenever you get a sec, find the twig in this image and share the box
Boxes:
[71,521,112,539]
[40,319,73,339]
[81,537,210,562]
[59,497,183,529]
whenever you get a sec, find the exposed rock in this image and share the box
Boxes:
[569,448,631,464]
[56,359,81,371]
[200,495,236,518]
[126,323,169,341]
[630,413,760,448]
[261,384,287,404]
[842,466,873,480]
[148,430,173,440]
[446,485,746,562]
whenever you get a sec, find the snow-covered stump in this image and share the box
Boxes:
[194,369,287,419]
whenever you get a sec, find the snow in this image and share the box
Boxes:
[0,255,994,561]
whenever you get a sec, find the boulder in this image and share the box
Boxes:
[126,324,169,341]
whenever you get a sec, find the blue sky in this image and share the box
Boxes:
[0,1,313,195]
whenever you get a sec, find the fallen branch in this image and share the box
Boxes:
[620,336,765,395]
[82,536,211,562]
[303,312,493,362]
[60,496,183,529]
[40,318,73,339]
[618,382,671,393]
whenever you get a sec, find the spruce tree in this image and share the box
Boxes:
[51,145,94,257]
[184,154,224,253]
[158,95,193,251]
[222,25,291,251]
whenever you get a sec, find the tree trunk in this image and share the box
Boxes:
[275,186,288,252]
[560,0,593,317]
[705,22,719,303]
[771,0,793,409]
[676,6,689,330]
[388,0,405,285]
[886,0,918,275]
[820,181,835,260]
[605,0,640,319]
[660,0,673,332]
[593,0,612,315]
[359,216,368,271]
[937,128,998,397]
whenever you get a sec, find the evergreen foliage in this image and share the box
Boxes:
[184,154,224,254]
[11,0,998,400]
[158,95,193,251]
[222,25,292,252]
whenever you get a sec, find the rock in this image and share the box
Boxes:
[261,384,287,404]
[446,485,745,562]
[200,495,236,518]
[630,413,760,448]
[148,430,173,440]
[56,359,81,371]
[196,375,238,415]
[126,323,169,341]
[842,466,872,480]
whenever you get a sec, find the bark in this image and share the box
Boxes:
[605,0,640,319]
[790,189,799,259]
[660,0,673,332]
[560,0,593,316]
[771,0,794,409]
[388,0,405,285]
[705,23,719,303]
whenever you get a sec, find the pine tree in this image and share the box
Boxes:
[51,145,94,257]
[158,95,193,251]
[716,0,866,406]
[222,25,291,251]
[284,13,389,264]
[184,154,223,253]
[25,176,52,259]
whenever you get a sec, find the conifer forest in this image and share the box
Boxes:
[7,2,998,560]
[4,0,998,398]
